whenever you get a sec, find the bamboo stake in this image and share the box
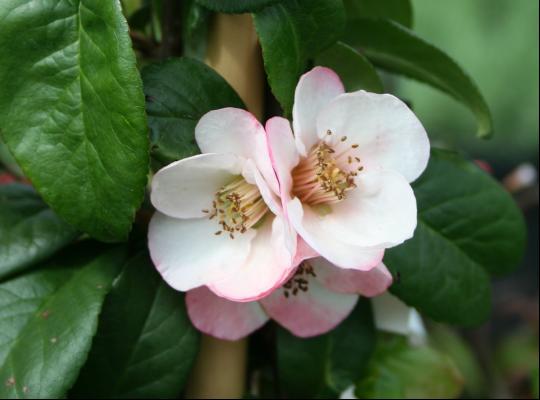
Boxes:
[185,13,264,399]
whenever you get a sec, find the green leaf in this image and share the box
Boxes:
[0,184,79,281]
[277,299,375,397]
[183,0,211,60]
[385,149,526,325]
[315,41,383,93]
[0,0,149,242]
[196,0,280,13]
[343,0,413,28]
[355,334,463,399]
[0,244,126,399]
[143,58,245,166]
[343,19,493,137]
[0,140,23,178]
[70,252,199,398]
[253,0,346,115]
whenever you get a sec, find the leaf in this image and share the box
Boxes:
[0,244,126,399]
[196,0,280,13]
[253,0,346,115]
[343,19,493,137]
[385,149,526,325]
[343,0,413,28]
[143,58,245,166]
[183,0,211,60]
[0,184,79,281]
[277,299,375,397]
[0,140,23,178]
[0,0,149,242]
[315,41,383,93]
[355,334,464,399]
[70,253,199,398]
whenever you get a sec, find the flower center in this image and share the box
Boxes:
[283,262,317,298]
[291,130,363,206]
[203,177,269,239]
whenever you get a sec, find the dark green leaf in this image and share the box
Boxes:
[183,0,211,60]
[143,58,245,166]
[196,0,280,13]
[71,253,199,398]
[355,334,463,399]
[0,140,23,178]
[315,41,383,93]
[0,244,126,398]
[277,299,375,397]
[344,19,493,137]
[254,0,346,115]
[385,149,526,325]
[0,0,149,242]
[343,0,413,28]
[0,184,78,281]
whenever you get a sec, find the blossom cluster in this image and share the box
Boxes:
[148,67,430,340]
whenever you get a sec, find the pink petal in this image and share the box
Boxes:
[151,153,242,219]
[287,198,385,270]
[261,266,358,338]
[316,91,430,182]
[195,108,279,194]
[148,212,255,291]
[293,67,345,156]
[265,116,299,204]
[186,287,269,341]
[208,216,296,302]
[317,170,418,248]
[313,258,393,297]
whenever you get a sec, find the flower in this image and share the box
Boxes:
[266,67,430,270]
[148,108,297,302]
[186,244,393,340]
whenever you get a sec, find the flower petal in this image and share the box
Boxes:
[293,67,345,156]
[316,91,430,182]
[208,216,296,302]
[195,108,279,194]
[312,258,393,297]
[372,293,427,345]
[186,287,269,341]
[148,212,255,291]
[261,269,358,338]
[321,170,417,248]
[265,116,299,203]
[151,153,242,219]
[287,198,385,270]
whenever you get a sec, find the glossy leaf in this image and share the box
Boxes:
[143,57,245,166]
[254,0,346,115]
[0,0,149,242]
[344,19,493,137]
[355,335,463,399]
[196,0,280,13]
[0,184,78,281]
[277,299,375,397]
[71,253,199,398]
[385,149,526,325]
[0,244,126,398]
[315,41,383,93]
[343,0,413,28]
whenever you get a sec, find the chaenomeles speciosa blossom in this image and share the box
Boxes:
[148,66,430,340]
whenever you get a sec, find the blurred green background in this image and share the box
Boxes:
[397,0,538,164]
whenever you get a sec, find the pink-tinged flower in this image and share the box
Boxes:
[266,67,430,270]
[148,108,297,302]
[186,251,393,340]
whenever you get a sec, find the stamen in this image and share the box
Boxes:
[205,177,269,239]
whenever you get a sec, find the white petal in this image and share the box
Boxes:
[287,198,385,270]
[148,212,254,291]
[293,67,345,156]
[208,216,296,302]
[372,293,427,345]
[151,153,242,219]
[324,170,417,248]
[195,108,279,194]
[317,91,430,182]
